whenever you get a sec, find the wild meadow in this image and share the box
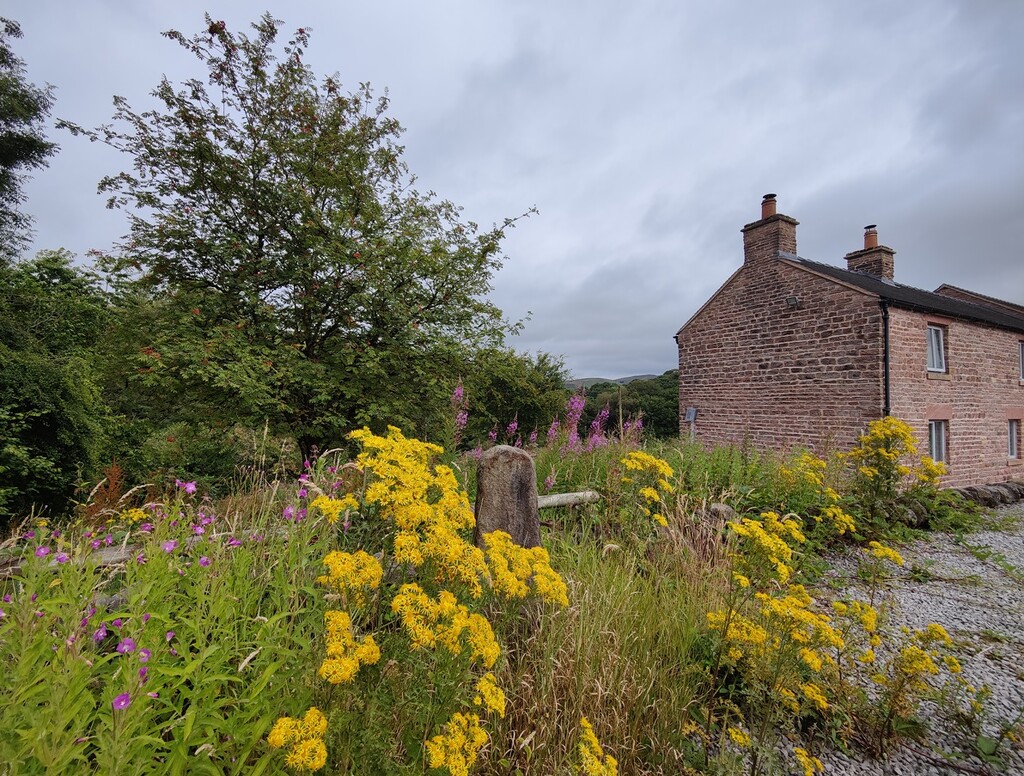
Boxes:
[0,393,988,776]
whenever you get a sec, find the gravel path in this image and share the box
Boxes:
[817,502,1024,775]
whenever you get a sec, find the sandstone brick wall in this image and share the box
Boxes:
[887,307,1024,487]
[677,253,884,457]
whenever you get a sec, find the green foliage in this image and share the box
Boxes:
[0,251,110,525]
[0,17,57,258]
[61,14,530,456]
[459,349,569,446]
[582,370,679,439]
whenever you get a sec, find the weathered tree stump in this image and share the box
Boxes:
[473,445,541,549]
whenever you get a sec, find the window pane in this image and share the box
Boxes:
[927,326,946,372]
[929,420,947,463]
[1011,420,1020,459]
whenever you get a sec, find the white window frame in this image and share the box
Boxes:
[927,325,947,373]
[928,419,948,463]
[1011,419,1021,459]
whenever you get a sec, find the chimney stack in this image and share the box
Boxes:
[742,193,798,265]
[845,224,894,280]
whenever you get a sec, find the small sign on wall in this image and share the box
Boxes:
[684,407,697,422]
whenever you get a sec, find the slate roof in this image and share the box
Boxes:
[782,253,1024,335]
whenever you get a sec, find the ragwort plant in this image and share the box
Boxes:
[275,426,571,774]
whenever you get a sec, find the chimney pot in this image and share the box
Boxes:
[761,193,777,219]
[864,224,878,249]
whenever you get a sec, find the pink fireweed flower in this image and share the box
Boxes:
[455,410,468,432]
[488,428,498,443]
[175,479,197,495]
[506,415,519,439]
[199,556,211,568]
[117,638,136,654]
[547,419,560,442]
[529,429,538,446]
[452,381,464,403]
[35,546,50,558]
[112,693,131,710]
[544,472,557,492]
[162,540,178,553]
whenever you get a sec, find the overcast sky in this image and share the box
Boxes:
[8,1,1024,378]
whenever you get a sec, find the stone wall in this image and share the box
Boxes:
[888,307,1024,487]
[677,215,884,455]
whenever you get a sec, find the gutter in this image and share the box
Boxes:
[881,300,891,417]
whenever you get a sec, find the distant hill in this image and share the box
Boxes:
[566,374,660,389]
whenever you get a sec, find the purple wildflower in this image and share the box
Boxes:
[192,525,205,535]
[455,410,468,433]
[112,693,131,710]
[506,415,519,439]
[142,613,151,624]
[0,609,5,618]
[93,624,108,643]
[140,648,151,663]
[104,534,113,546]
[52,530,61,539]
[112,619,123,628]
[546,419,560,443]
[162,540,178,553]
[136,553,147,565]
[544,472,557,492]
[226,536,242,548]
[166,630,175,642]
[452,381,464,403]
[55,552,70,564]
[283,505,296,521]
[529,429,538,446]
[138,666,148,683]
[117,638,136,654]
[139,523,154,533]
[90,539,101,550]
[200,515,213,526]
[488,428,498,443]
[23,530,36,539]
[35,546,50,558]
[175,479,197,495]
[199,556,211,568]
[297,488,308,499]
[147,692,159,699]
[2,594,9,602]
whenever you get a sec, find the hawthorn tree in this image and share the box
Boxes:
[0,17,57,259]
[63,15,528,455]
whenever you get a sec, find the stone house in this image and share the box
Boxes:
[674,194,1024,487]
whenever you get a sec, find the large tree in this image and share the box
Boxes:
[62,15,527,454]
[0,18,57,259]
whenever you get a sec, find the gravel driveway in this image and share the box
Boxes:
[817,502,1024,776]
